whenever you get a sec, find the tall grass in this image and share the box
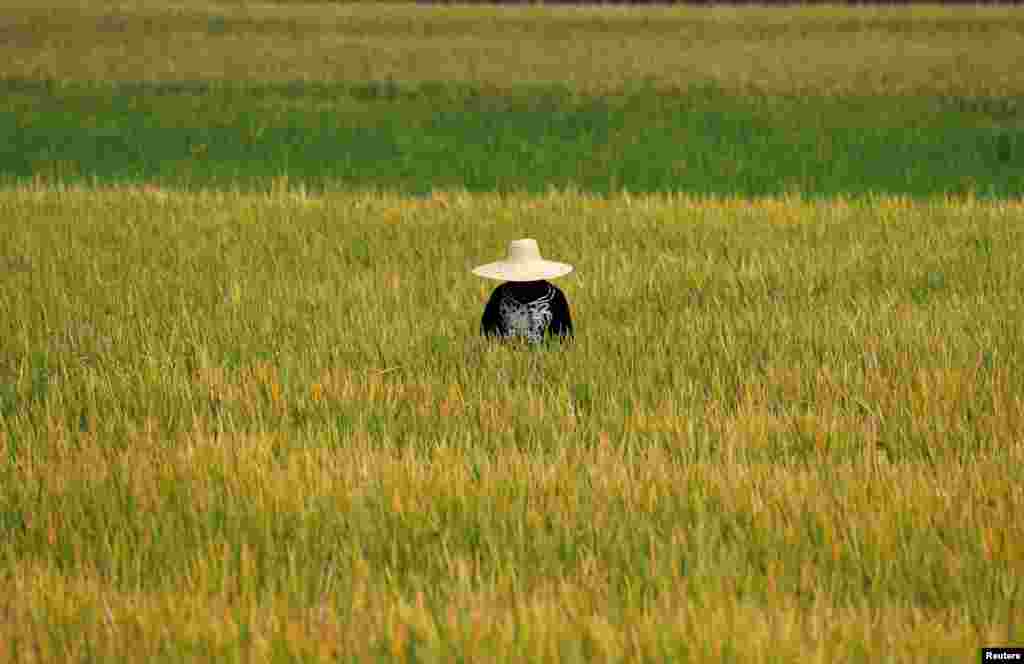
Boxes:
[2,184,1023,660]
[2,2,1023,660]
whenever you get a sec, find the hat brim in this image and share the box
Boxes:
[472,260,574,282]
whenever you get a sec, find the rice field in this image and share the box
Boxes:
[1,2,1023,662]
[2,1,1023,199]
[3,0,1024,98]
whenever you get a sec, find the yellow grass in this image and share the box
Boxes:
[1,183,1023,660]
[2,2,1024,659]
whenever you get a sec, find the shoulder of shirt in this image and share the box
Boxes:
[487,282,513,300]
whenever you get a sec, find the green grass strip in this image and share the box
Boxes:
[2,78,1021,200]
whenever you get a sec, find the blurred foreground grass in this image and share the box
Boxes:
[1,184,1022,661]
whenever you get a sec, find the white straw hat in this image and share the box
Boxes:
[472,238,574,282]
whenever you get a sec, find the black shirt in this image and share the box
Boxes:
[480,280,573,344]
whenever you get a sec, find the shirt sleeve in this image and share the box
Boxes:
[548,288,574,340]
[480,286,505,338]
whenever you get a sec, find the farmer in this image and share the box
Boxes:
[473,238,574,344]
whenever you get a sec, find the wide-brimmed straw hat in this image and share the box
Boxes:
[472,238,574,282]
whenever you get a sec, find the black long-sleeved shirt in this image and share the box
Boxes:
[480,280,573,344]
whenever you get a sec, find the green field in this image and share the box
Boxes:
[2,2,1024,662]
[2,1,1024,199]
[3,77,1023,199]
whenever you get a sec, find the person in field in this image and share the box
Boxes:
[473,238,574,345]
